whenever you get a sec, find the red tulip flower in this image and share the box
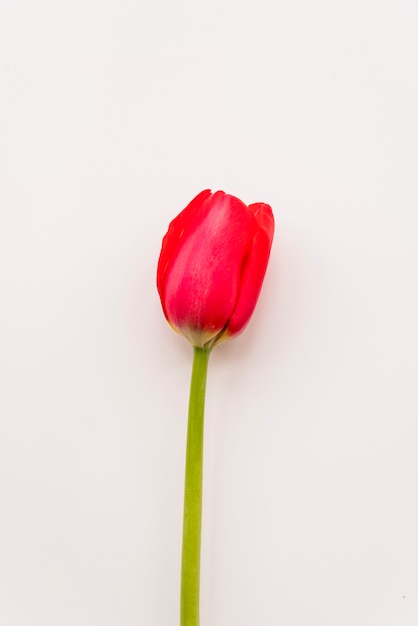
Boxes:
[157,189,274,348]
[156,189,274,626]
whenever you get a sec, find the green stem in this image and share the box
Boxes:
[180,346,211,626]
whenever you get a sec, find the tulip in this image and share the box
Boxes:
[156,189,274,626]
[157,189,274,348]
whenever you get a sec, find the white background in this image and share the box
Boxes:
[1,0,418,624]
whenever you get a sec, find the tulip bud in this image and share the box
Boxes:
[157,189,274,348]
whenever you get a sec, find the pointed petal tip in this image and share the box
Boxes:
[248,202,274,241]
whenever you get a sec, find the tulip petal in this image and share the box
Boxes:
[157,189,212,313]
[227,203,274,337]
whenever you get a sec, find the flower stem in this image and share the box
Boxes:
[181,346,211,626]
